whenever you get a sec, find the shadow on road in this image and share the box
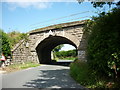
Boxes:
[23,66,84,89]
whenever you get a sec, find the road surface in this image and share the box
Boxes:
[2,64,86,89]
[57,60,74,62]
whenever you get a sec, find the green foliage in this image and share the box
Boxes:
[7,31,28,48]
[59,57,77,60]
[52,45,64,60]
[70,60,97,86]
[70,60,115,88]
[0,30,28,57]
[0,30,11,57]
[6,62,40,72]
[86,8,120,80]
[53,44,64,52]
[55,25,62,29]
[91,2,114,8]
[55,49,77,59]
[69,8,120,88]
[77,0,120,8]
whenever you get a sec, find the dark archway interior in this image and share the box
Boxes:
[36,36,77,64]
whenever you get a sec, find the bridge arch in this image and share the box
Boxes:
[34,31,80,50]
[12,20,87,64]
[36,35,77,64]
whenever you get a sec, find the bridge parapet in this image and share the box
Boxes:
[29,20,86,34]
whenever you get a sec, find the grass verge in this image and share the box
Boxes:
[70,60,120,88]
[70,60,96,87]
[2,62,40,73]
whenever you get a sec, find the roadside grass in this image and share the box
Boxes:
[70,60,96,87]
[69,60,115,88]
[3,62,40,73]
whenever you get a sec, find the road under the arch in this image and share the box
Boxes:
[2,65,85,88]
[36,36,77,64]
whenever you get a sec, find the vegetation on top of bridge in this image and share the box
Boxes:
[29,20,87,34]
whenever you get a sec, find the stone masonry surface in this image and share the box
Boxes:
[12,20,88,64]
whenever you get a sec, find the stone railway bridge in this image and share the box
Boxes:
[12,20,87,64]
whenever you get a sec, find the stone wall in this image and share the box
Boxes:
[12,40,38,64]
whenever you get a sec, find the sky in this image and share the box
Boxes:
[0,0,116,51]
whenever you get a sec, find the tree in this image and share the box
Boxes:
[77,0,120,8]
[0,30,11,57]
[55,49,77,59]
[78,0,120,79]
[7,31,28,48]
[52,44,64,52]
[52,44,64,60]
[85,8,120,80]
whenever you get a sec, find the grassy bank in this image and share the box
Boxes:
[3,62,40,73]
[70,60,96,87]
[70,60,119,88]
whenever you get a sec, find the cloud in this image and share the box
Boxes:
[3,0,51,2]
[5,2,53,10]
[3,0,77,10]
[3,0,76,2]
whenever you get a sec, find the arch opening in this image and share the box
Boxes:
[36,36,77,64]
[52,44,77,60]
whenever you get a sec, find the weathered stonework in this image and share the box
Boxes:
[12,20,87,64]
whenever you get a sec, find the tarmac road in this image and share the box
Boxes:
[2,64,86,89]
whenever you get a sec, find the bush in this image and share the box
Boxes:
[0,30,11,57]
[70,8,120,88]
[70,60,96,86]
[55,49,77,59]
[86,8,120,80]
[70,60,111,88]
[7,31,28,48]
